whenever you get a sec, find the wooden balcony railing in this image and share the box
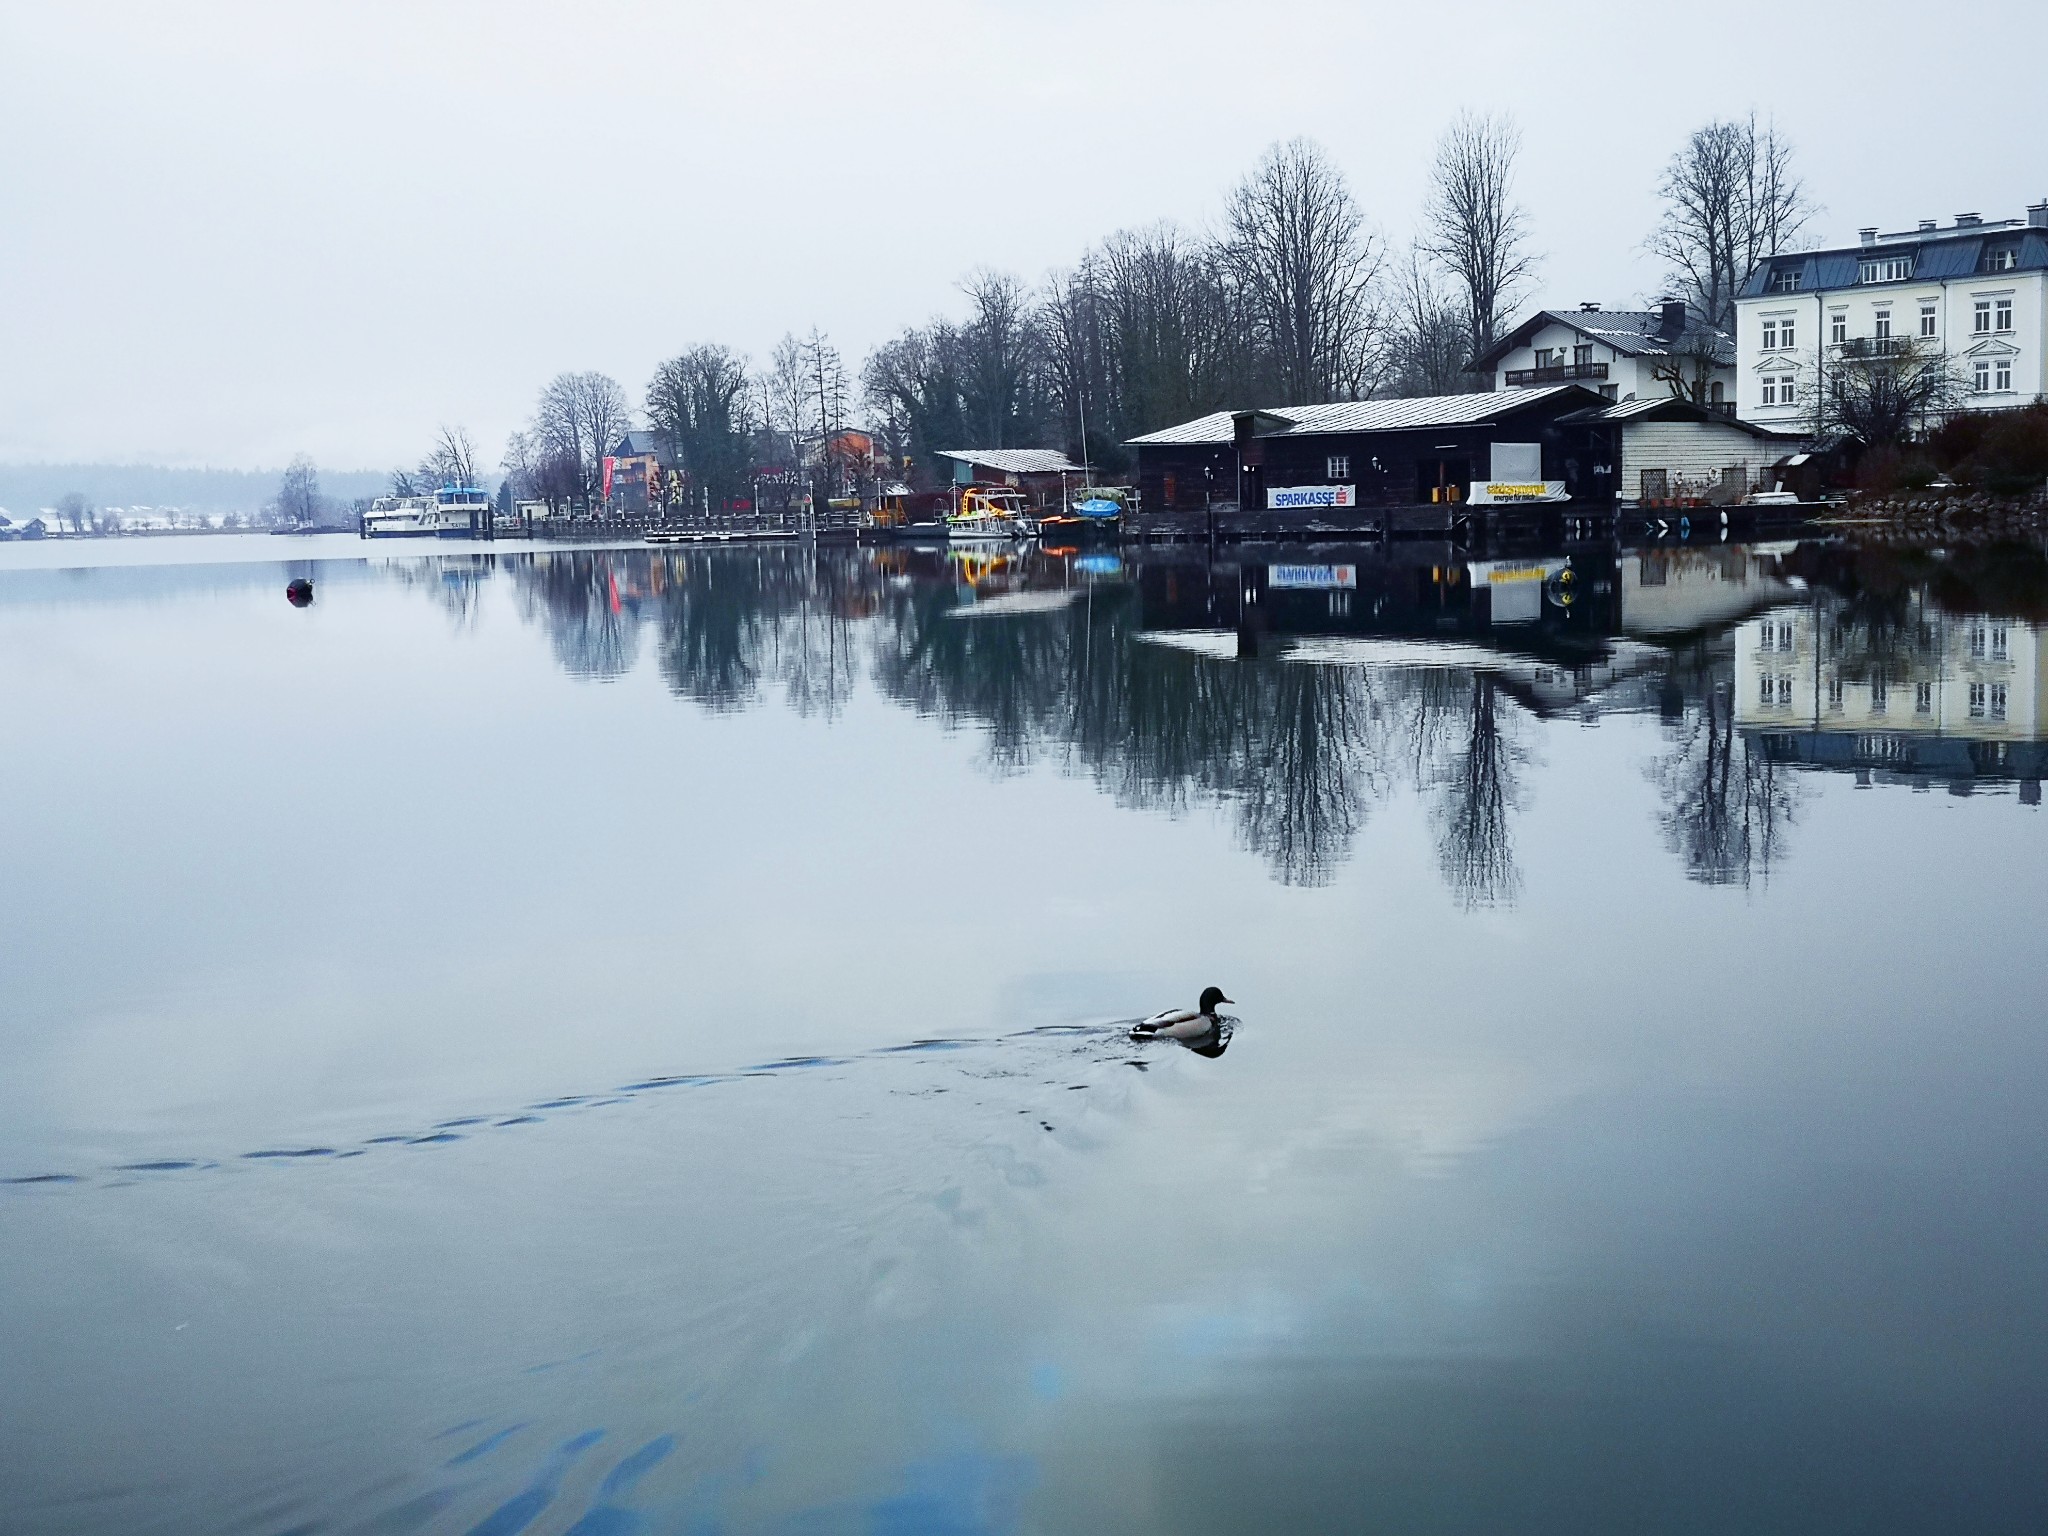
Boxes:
[1503,361,1610,385]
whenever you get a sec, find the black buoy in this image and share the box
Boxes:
[286,578,314,607]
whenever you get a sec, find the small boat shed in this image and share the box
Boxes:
[933,449,1085,510]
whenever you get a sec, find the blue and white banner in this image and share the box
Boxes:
[1269,564,1358,590]
[1267,484,1356,510]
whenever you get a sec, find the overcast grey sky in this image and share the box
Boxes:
[2,0,2043,472]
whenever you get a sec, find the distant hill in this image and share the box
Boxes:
[0,462,390,516]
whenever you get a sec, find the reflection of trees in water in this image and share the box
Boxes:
[1426,675,1526,908]
[510,552,643,681]
[1649,645,1800,887]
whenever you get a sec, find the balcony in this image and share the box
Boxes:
[1503,361,1609,386]
[1835,336,1919,360]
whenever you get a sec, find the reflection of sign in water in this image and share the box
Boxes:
[1468,558,1567,625]
[1267,484,1356,510]
[1467,480,1568,504]
[1269,564,1357,590]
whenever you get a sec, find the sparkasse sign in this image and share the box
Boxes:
[1267,484,1356,510]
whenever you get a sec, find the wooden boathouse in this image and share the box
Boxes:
[1125,385,1619,538]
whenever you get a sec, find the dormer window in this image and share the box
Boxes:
[1859,255,1914,283]
[1985,246,2017,272]
[1767,268,1802,293]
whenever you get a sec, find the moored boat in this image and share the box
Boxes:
[946,484,1034,543]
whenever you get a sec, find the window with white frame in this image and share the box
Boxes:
[1758,670,1775,701]
[1871,676,1888,714]
[1920,304,1938,338]
[1777,622,1794,650]
[1761,376,1777,405]
[1860,255,1914,283]
[1995,297,2013,331]
[1992,625,2009,659]
[1916,681,1934,714]
[1760,319,1779,349]
[1758,621,1775,652]
[1827,676,1845,711]
[1991,683,2008,719]
[1777,676,1795,706]
[1874,309,1892,340]
[1778,374,1797,403]
[1969,682,1987,717]
[1974,300,1992,334]
[1326,454,1349,480]
[1768,268,1802,292]
[1780,316,1797,348]
[1986,246,2017,272]
[1971,624,1988,657]
[1830,312,1848,345]
[1974,359,1993,392]
[1996,358,2013,392]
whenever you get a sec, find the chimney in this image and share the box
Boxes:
[1859,227,1879,247]
[1918,219,1938,232]
[2029,201,2048,229]
[1955,212,1982,227]
[1657,298,1686,339]
[1579,301,1601,311]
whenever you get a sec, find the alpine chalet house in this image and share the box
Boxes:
[1736,203,2048,429]
[1475,302,1737,410]
[1125,386,1617,518]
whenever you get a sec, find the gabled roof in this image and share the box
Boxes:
[1558,396,1796,438]
[935,448,1083,474]
[609,430,670,459]
[1474,308,1734,369]
[1125,386,1595,447]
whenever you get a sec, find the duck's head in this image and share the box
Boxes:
[1199,986,1234,1015]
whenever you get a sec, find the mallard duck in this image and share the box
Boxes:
[1131,987,1234,1040]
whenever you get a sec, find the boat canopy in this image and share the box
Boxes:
[1075,498,1121,518]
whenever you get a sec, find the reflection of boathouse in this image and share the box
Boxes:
[1737,600,2047,797]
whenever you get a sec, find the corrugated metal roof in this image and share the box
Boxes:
[935,449,1083,474]
[1125,386,1588,447]
[1568,397,1793,438]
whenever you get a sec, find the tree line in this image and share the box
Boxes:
[360,111,1819,519]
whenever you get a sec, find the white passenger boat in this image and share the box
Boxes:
[361,486,492,539]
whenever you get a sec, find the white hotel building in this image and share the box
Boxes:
[1735,204,2048,428]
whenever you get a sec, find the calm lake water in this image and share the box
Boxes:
[3,530,2046,1534]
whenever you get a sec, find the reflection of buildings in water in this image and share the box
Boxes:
[1616,543,1801,639]
[1737,599,2047,798]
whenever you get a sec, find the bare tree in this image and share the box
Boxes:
[765,334,812,474]
[1822,337,1960,446]
[1094,223,1235,439]
[1385,244,1477,396]
[55,491,93,534]
[955,270,1046,445]
[1421,111,1536,364]
[530,372,632,512]
[1221,138,1386,404]
[419,425,481,490]
[275,455,321,527]
[1649,113,1816,332]
[1647,329,1731,406]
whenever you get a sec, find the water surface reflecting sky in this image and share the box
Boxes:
[3,536,2044,1534]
